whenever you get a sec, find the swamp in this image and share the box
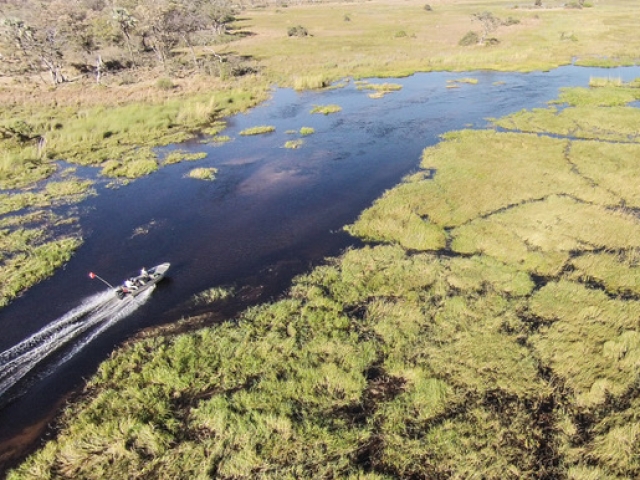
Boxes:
[2,0,640,478]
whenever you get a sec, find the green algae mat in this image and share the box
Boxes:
[10,83,640,479]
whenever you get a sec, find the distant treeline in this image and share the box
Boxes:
[0,0,249,83]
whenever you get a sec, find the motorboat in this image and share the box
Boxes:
[115,263,170,299]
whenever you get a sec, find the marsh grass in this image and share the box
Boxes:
[293,75,331,90]
[0,236,81,307]
[310,104,342,115]
[284,139,304,149]
[11,3,640,478]
[589,76,623,88]
[447,77,479,85]
[239,125,276,135]
[496,86,640,140]
[192,286,234,304]
[162,151,207,165]
[356,82,403,98]
[186,167,218,180]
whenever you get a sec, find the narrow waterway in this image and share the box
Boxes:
[1,66,640,474]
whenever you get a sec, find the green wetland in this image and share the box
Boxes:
[4,68,640,478]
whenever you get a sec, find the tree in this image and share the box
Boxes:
[473,11,501,44]
[0,16,66,84]
[112,7,137,65]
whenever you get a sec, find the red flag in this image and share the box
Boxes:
[89,272,96,279]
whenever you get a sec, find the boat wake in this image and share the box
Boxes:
[0,288,153,405]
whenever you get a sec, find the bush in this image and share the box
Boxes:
[424,4,432,11]
[287,25,308,37]
[155,78,175,90]
[503,17,520,26]
[459,31,479,46]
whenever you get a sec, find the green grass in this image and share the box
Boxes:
[0,236,82,307]
[210,135,232,144]
[192,286,235,304]
[284,139,304,149]
[356,81,403,98]
[163,151,208,165]
[293,75,332,90]
[186,167,218,180]
[9,3,640,478]
[310,104,342,115]
[239,125,276,135]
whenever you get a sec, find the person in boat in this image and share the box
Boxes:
[125,278,138,290]
[140,267,149,279]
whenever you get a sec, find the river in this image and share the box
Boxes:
[1,66,640,475]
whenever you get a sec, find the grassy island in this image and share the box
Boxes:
[4,0,640,478]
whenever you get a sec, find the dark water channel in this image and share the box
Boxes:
[2,65,640,474]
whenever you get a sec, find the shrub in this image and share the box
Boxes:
[503,17,520,26]
[287,25,308,37]
[156,78,175,90]
[459,31,479,46]
[424,4,432,11]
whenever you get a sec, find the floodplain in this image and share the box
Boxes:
[9,75,640,478]
[3,0,640,478]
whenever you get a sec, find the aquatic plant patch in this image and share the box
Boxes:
[186,167,218,181]
[162,151,208,166]
[310,104,342,115]
[239,125,276,135]
[284,139,304,149]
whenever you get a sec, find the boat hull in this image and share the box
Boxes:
[115,263,170,299]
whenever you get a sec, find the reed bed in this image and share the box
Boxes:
[239,125,276,136]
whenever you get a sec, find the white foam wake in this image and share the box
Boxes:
[0,288,153,401]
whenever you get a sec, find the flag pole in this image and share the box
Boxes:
[89,272,115,289]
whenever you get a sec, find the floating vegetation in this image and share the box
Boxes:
[284,139,304,149]
[202,121,227,136]
[448,77,479,85]
[239,125,276,136]
[163,151,207,165]
[299,127,315,136]
[211,135,232,144]
[186,167,218,181]
[192,286,235,305]
[357,82,403,98]
[310,104,342,115]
